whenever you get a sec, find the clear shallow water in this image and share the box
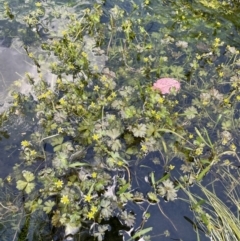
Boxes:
[0,0,240,241]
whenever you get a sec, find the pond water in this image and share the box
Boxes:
[1,0,240,241]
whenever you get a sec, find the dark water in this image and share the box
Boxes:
[129,153,210,241]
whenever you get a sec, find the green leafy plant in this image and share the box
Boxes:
[16,171,35,194]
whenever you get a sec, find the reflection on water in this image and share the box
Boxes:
[0,46,36,112]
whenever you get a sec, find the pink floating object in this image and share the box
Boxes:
[153,78,180,94]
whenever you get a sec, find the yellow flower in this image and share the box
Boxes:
[230,144,236,152]
[91,206,98,214]
[100,75,107,82]
[56,78,62,84]
[189,134,194,139]
[196,54,201,60]
[107,96,113,102]
[68,64,75,70]
[61,195,70,205]
[30,150,37,156]
[14,80,22,87]
[222,159,230,166]
[231,82,238,88]
[84,194,93,203]
[151,110,156,115]
[158,97,164,104]
[93,65,99,71]
[117,160,124,166]
[219,71,224,77]
[111,92,117,98]
[141,145,148,152]
[213,38,221,48]
[61,30,67,35]
[35,2,42,7]
[195,147,203,156]
[144,0,150,5]
[143,57,149,63]
[155,113,161,120]
[169,164,175,170]
[92,172,97,178]
[59,98,66,105]
[202,101,209,106]
[55,180,63,188]
[222,138,228,145]
[28,52,34,58]
[81,52,88,58]
[90,102,96,108]
[94,85,100,91]
[21,140,31,147]
[87,211,95,219]
[223,98,229,104]
[77,105,84,111]
[215,38,220,44]
[92,134,99,141]
[85,8,90,14]
[58,127,64,133]
[6,175,12,183]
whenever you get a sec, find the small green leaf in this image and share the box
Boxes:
[68,162,91,168]
[200,159,211,165]
[117,183,130,195]
[197,164,211,182]
[16,180,35,194]
[147,192,158,202]
[132,123,147,138]
[16,180,28,191]
[17,171,35,194]
[106,129,121,140]
[51,136,64,146]
[25,182,35,194]
[195,127,211,148]
[111,139,122,151]
[43,200,55,214]
[150,172,155,187]
[184,106,198,119]
[130,227,153,240]
[191,199,206,211]
[120,210,136,227]
[126,147,137,155]
[23,171,35,182]
[51,123,58,130]
[119,192,133,203]
[156,173,170,184]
